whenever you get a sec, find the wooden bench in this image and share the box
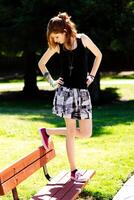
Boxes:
[0,140,95,200]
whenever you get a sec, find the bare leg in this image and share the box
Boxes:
[42,118,92,172]
[46,126,87,138]
[64,118,77,171]
[46,127,67,136]
[64,118,92,171]
[78,119,92,138]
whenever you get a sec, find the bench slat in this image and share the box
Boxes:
[61,170,95,200]
[31,170,69,199]
[0,141,54,184]
[31,170,95,200]
[0,142,55,195]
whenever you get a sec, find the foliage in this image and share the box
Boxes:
[0,0,133,97]
[0,0,133,54]
[76,0,134,52]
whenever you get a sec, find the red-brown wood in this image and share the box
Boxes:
[31,170,95,200]
[0,141,55,195]
[0,139,95,200]
[61,170,96,200]
[31,170,69,200]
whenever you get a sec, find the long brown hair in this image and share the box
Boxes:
[47,12,77,49]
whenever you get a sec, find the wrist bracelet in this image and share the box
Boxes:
[50,79,55,88]
[43,71,49,78]
[89,74,95,80]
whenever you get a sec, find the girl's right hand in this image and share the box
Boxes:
[56,77,64,87]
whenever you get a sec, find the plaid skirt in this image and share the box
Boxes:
[52,86,92,120]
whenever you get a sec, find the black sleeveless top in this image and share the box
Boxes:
[59,38,88,89]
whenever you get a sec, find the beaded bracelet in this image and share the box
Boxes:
[49,79,56,88]
[89,74,95,80]
[43,71,49,78]
[43,72,55,87]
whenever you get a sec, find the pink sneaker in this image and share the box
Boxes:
[71,170,87,182]
[39,128,50,150]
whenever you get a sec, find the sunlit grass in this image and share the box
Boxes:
[101,83,134,101]
[0,99,134,200]
[0,73,134,200]
[100,71,134,80]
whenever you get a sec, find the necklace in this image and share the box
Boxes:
[68,51,74,77]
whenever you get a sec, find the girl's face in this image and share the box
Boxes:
[50,32,66,44]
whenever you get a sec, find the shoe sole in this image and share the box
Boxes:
[71,177,87,182]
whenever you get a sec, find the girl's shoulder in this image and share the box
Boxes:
[76,33,90,48]
[76,33,85,38]
[49,45,60,54]
[76,33,88,39]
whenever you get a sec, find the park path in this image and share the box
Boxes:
[113,175,134,200]
[101,79,134,85]
[0,79,134,92]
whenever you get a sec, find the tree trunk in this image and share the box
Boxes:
[23,51,39,96]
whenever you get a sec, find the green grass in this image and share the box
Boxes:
[0,74,134,200]
[100,72,134,80]
[101,84,134,101]
[100,72,134,101]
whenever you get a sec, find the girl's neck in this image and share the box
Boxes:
[64,36,77,51]
[71,37,77,50]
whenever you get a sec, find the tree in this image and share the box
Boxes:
[0,0,133,101]
[0,0,77,95]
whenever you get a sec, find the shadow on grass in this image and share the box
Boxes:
[0,89,133,137]
[93,99,134,137]
[101,72,134,80]
[79,170,134,200]
[0,89,133,200]
[0,86,120,105]
[0,73,24,83]
[100,87,120,104]
[79,189,113,200]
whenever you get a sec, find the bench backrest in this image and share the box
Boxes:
[0,141,55,195]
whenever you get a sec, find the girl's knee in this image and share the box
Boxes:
[67,129,76,137]
[81,130,92,138]
[79,119,92,138]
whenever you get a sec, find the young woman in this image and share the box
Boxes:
[38,12,102,182]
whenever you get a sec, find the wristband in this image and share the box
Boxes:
[43,71,49,78]
[50,79,56,88]
[89,74,95,80]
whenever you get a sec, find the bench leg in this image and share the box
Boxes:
[43,165,52,181]
[12,188,19,200]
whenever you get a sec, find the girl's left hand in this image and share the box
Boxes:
[86,75,94,87]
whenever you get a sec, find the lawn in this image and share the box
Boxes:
[0,73,134,200]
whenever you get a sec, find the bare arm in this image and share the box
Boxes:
[38,47,63,87]
[38,47,57,74]
[81,33,102,77]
